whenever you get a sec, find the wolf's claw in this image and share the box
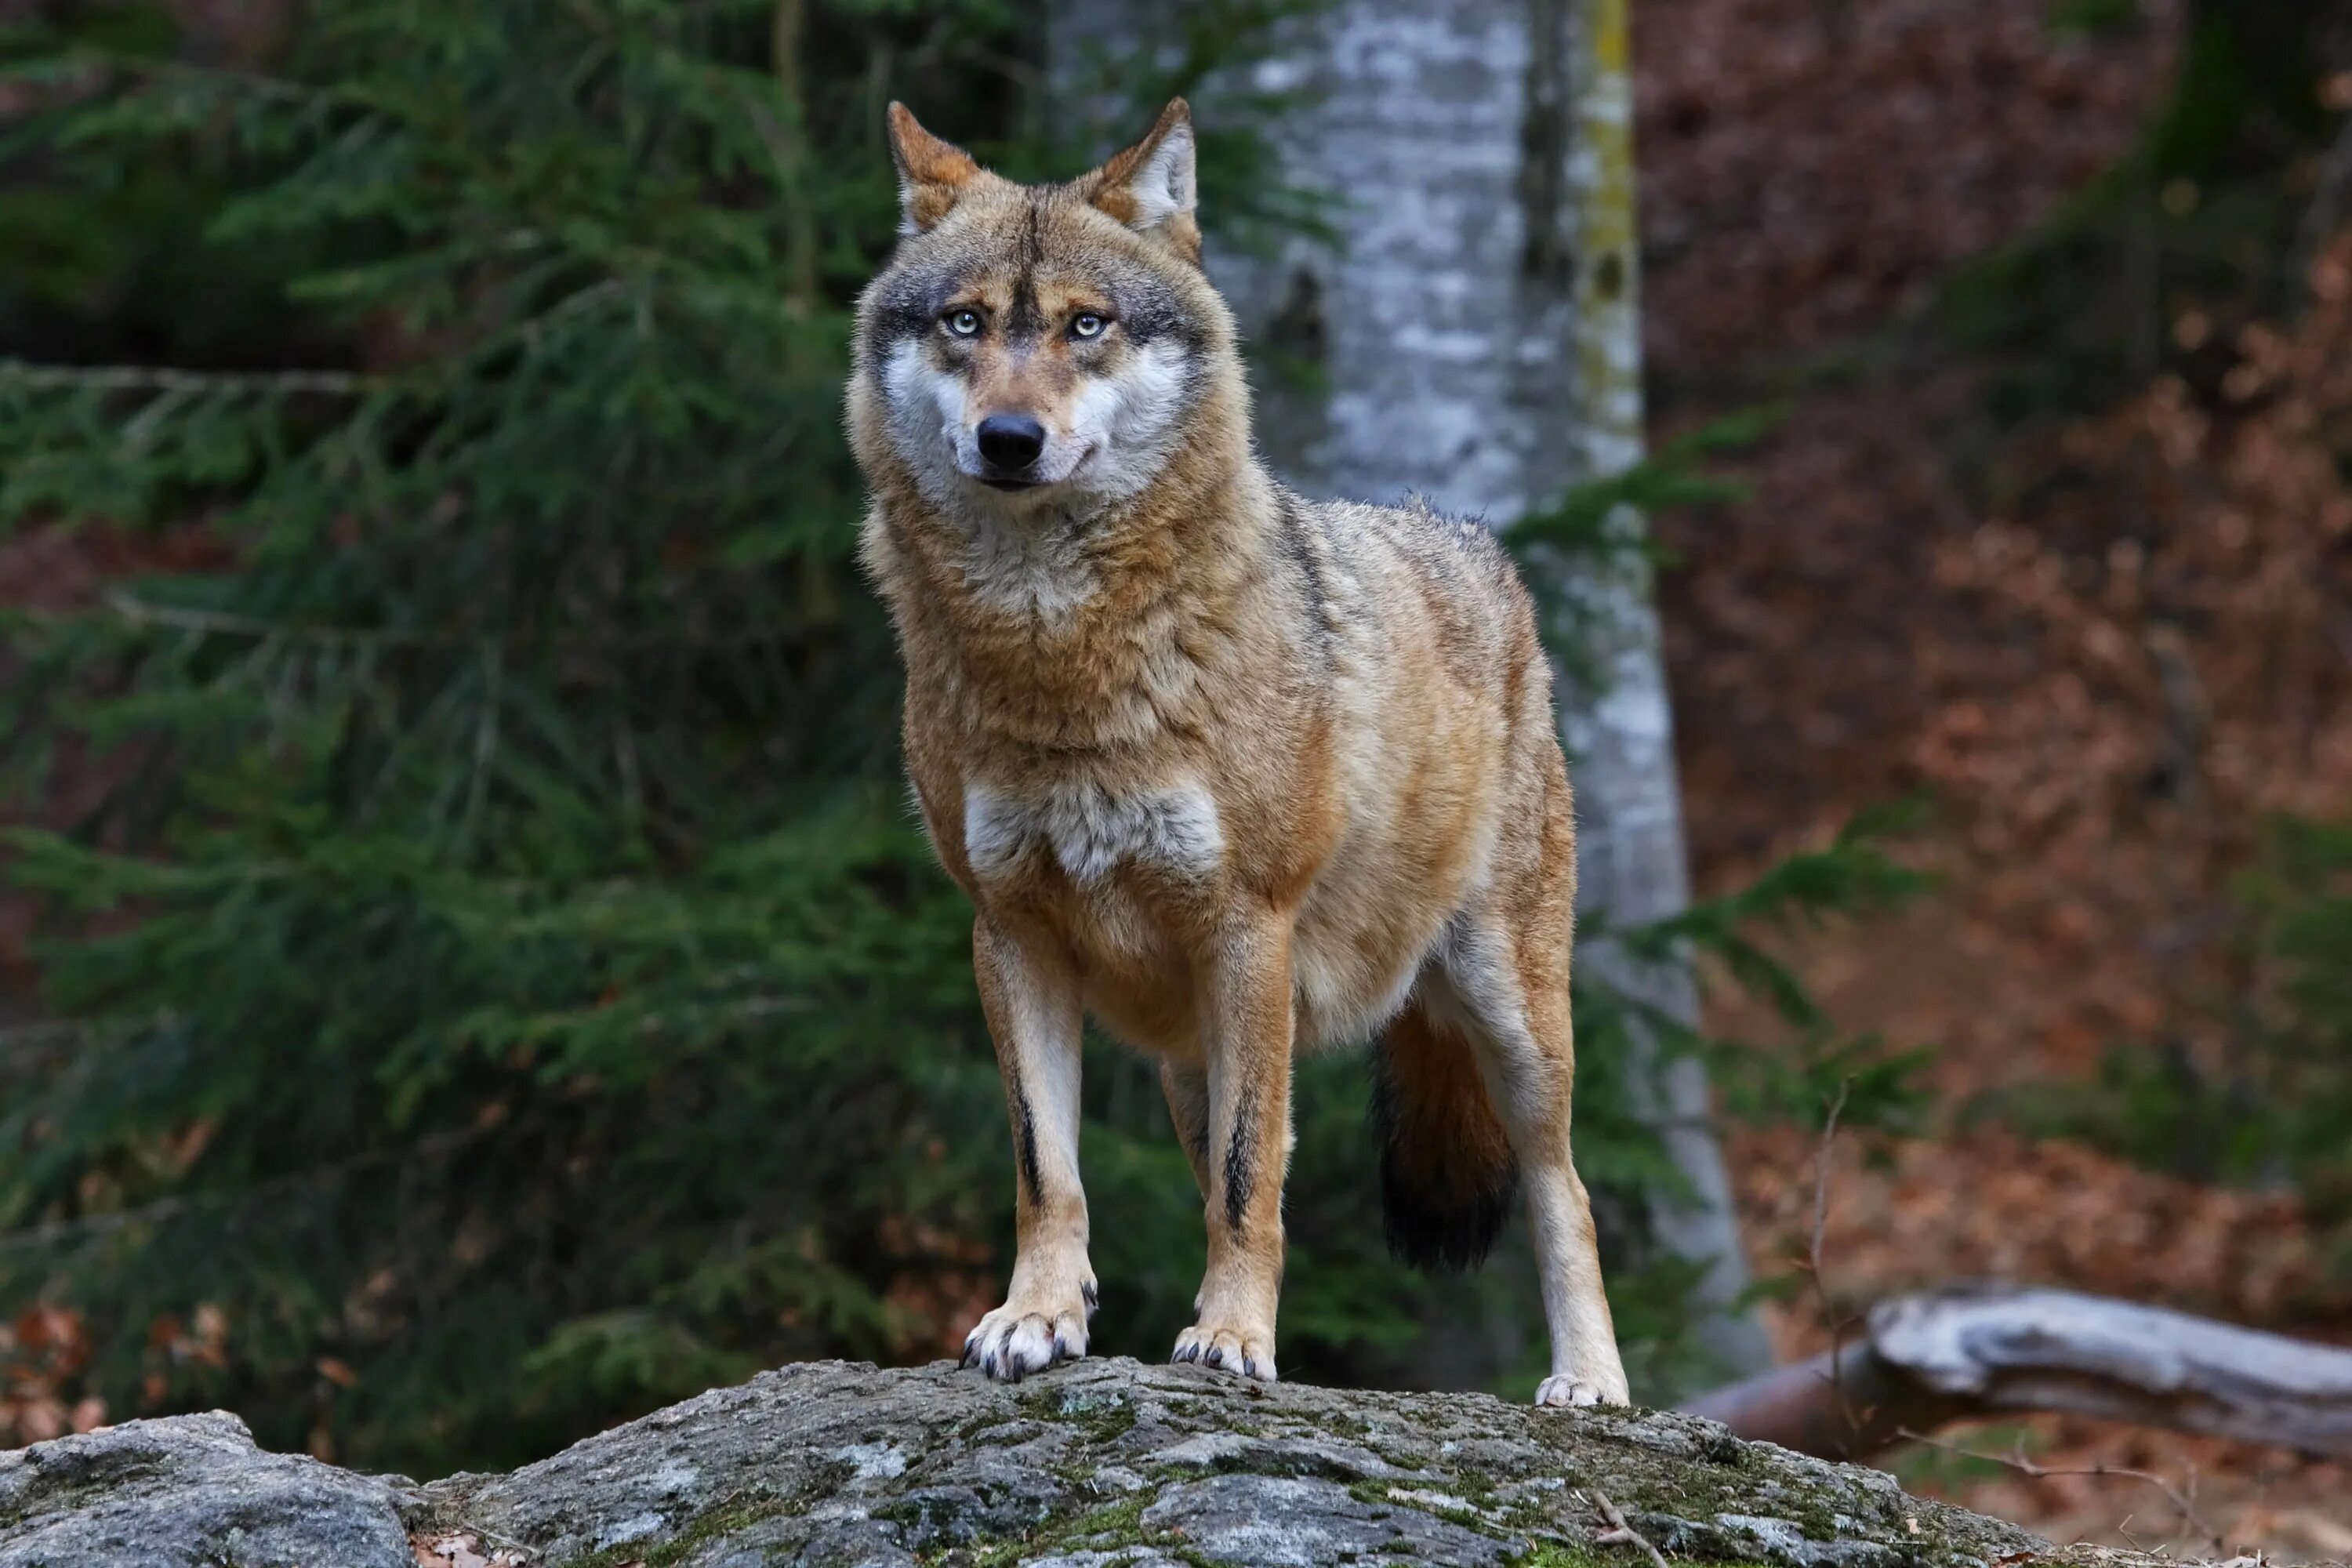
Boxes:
[961,1300,1090,1383]
[1534,1374,1628,1408]
[1171,1323,1275,1381]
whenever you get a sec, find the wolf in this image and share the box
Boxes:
[848,98,1631,1406]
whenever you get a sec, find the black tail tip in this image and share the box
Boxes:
[1379,1154,1518,1273]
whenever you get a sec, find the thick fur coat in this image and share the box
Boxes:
[848,100,1629,1406]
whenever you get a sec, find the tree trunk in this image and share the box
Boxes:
[1054,1,1772,1385]
[1549,0,1777,1387]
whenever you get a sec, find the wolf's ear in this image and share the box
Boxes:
[886,102,981,236]
[1087,99,1200,261]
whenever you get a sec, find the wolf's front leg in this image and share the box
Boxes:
[964,917,1095,1382]
[1173,916,1293,1381]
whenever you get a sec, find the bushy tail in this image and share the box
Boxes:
[1370,1004,1518,1272]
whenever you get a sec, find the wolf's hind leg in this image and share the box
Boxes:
[1159,1059,1212,1197]
[1435,910,1631,1407]
[964,917,1098,1381]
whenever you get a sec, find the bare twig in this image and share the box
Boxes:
[477,1526,535,1564]
[1803,1077,1864,1447]
[2293,107,2352,304]
[1895,1427,2224,1552]
[414,1524,537,1565]
[0,1016,161,1062]
[1588,1488,1671,1568]
[102,590,453,648]
[0,361,386,397]
[0,1124,492,1254]
[92,49,330,105]
[69,591,794,655]
[1806,1079,1849,1287]
[2,275,619,407]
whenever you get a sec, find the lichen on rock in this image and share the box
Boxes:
[0,1356,2114,1568]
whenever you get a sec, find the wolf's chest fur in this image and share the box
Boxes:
[953,767,1228,973]
[948,753,1466,1058]
[963,777,1224,892]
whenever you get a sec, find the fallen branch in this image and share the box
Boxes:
[1682,1283,2352,1463]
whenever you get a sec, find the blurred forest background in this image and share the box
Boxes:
[0,0,2348,1557]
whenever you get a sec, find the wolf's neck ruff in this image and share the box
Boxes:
[887,468,1276,754]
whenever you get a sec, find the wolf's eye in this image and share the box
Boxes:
[944,309,982,338]
[1071,312,1108,339]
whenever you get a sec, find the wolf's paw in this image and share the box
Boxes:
[1171,1322,1276,1381]
[1534,1374,1627,1408]
[960,1293,1091,1384]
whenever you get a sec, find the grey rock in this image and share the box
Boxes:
[0,1410,410,1568]
[1141,1473,1512,1566]
[2,1356,2089,1567]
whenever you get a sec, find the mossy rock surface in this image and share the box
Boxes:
[0,1357,2159,1567]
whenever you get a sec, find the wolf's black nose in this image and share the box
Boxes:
[976,415,1047,472]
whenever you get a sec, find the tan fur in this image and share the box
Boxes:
[848,100,1629,1403]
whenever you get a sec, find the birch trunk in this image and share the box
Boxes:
[1055,0,1773,1383]
[1551,0,1778,1385]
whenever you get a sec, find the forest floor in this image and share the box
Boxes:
[1638,0,2352,1557]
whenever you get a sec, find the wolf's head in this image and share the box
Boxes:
[849,100,1237,521]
